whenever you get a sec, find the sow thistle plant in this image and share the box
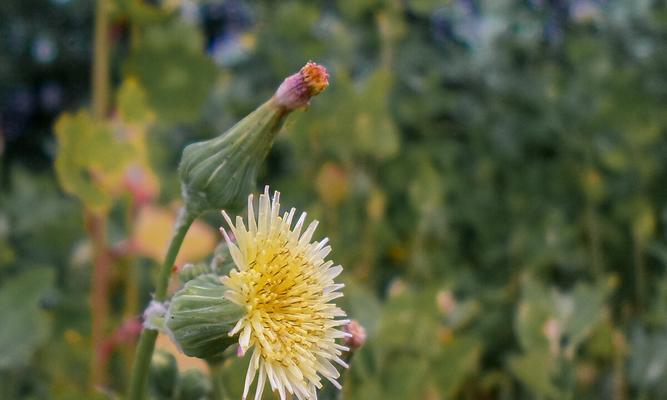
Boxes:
[129,62,359,400]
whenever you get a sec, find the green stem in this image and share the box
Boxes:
[209,362,228,400]
[88,0,111,389]
[127,207,196,399]
[92,0,110,119]
[122,199,140,377]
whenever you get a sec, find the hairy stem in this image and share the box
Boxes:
[127,207,196,399]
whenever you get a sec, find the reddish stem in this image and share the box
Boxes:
[85,210,113,388]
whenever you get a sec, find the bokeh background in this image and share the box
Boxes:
[3,0,667,399]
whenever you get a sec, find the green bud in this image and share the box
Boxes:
[179,100,285,214]
[178,262,212,285]
[178,242,235,285]
[178,61,329,214]
[177,369,212,400]
[165,274,244,362]
[210,242,236,276]
[149,350,179,399]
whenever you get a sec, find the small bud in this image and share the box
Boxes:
[149,350,179,399]
[177,369,212,400]
[210,242,236,276]
[177,262,211,285]
[179,61,329,214]
[165,274,244,362]
[344,320,367,351]
[274,61,329,110]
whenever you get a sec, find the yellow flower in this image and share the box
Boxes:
[220,187,349,400]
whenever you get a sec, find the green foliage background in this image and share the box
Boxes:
[3,0,667,399]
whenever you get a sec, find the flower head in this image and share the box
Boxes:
[220,187,349,400]
[274,61,329,110]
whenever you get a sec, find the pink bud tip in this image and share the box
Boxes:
[274,61,329,110]
[344,320,367,350]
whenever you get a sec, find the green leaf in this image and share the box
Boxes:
[116,78,154,124]
[508,350,561,400]
[432,336,482,398]
[514,279,553,352]
[54,110,132,212]
[339,278,382,337]
[346,288,442,400]
[557,281,611,354]
[515,278,612,354]
[124,21,217,123]
[511,278,613,398]
[628,327,667,395]
[0,268,54,369]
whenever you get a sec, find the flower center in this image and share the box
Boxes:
[241,237,328,365]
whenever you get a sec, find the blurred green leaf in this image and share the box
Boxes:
[54,110,132,212]
[515,279,553,353]
[339,278,382,337]
[432,336,482,398]
[124,21,217,123]
[508,350,561,400]
[515,278,612,355]
[0,268,54,369]
[628,327,667,396]
[117,77,154,124]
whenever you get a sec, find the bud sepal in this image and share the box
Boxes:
[165,274,244,362]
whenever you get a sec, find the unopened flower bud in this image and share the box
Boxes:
[179,62,329,214]
[165,274,244,362]
[149,350,178,399]
[344,320,367,351]
[177,369,212,400]
[177,262,211,285]
[210,242,236,276]
[274,61,329,110]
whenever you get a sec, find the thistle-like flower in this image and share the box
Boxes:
[220,187,349,400]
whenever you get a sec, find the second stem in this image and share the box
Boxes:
[127,207,196,399]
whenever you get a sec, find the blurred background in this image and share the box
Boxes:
[2,0,667,399]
